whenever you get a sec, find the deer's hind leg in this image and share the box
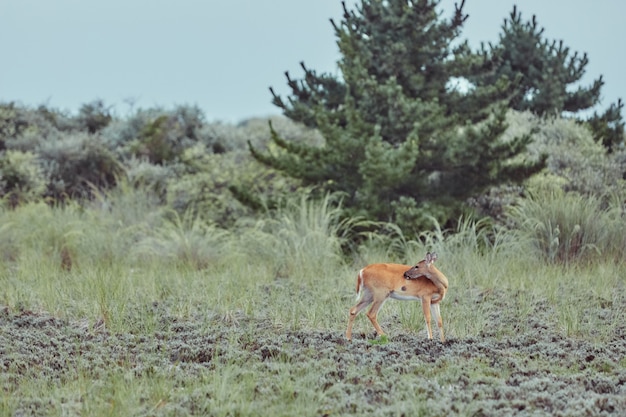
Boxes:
[366,297,390,337]
[346,290,374,340]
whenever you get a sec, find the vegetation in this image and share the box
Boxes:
[1,1,625,415]
[471,6,624,151]
[247,0,547,236]
[474,6,602,116]
[1,192,625,415]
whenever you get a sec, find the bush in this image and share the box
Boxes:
[232,193,349,280]
[38,133,122,199]
[471,111,626,222]
[166,145,297,228]
[0,150,46,207]
[507,111,626,197]
[200,115,324,154]
[123,157,172,200]
[76,100,112,134]
[0,102,74,148]
[101,105,205,164]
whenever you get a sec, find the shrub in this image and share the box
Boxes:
[76,100,112,134]
[37,133,122,199]
[507,111,626,197]
[0,102,28,143]
[89,179,164,232]
[123,157,172,200]
[166,151,251,228]
[200,115,324,154]
[0,201,85,269]
[0,150,47,206]
[101,105,205,164]
[0,102,74,148]
[472,111,626,222]
[166,143,299,228]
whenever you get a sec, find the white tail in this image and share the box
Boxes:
[355,269,365,301]
[346,252,449,342]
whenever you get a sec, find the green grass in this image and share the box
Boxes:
[1,190,625,415]
[508,185,626,265]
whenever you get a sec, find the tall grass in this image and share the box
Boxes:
[0,191,354,333]
[507,187,625,265]
[221,193,356,330]
[1,187,625,416]
[133,208,231,270]
[0,186,624,338]
[233,193,351,279]
[350,210,625,341]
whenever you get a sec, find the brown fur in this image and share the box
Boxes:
[346,252,448,342]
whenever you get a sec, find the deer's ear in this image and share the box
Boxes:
[425,252,437,264]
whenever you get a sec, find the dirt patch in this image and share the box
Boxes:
[2,305,625,416]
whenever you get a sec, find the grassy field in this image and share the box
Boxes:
[1,193,625,416]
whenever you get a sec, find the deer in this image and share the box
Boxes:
[346,252,448,342]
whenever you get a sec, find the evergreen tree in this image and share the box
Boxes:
[472,6,624,150]
[474,6,603,115]
[244,0,545,236]
[586,99,624,153]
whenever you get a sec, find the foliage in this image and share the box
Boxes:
[0,103,27,145]
[76,99,113,134]
[0,201,89,270]
[249,0,544,237]
[3,5,626,410]
[166,143,297,228]
[0,102,74,149]
[101,104,205,164]
[475,6,602,115]
[368,334,390,345]
[128,106,203,164]
[586,98,625,153]
[472,6,624,150]
[134,208,230,270]
[198,115,321,154]
[235,193,353,280]
[0,102,120,201]
[0,150,46,207]
[0,101,311,223]
[1,189,625,416]
[122,156,172,200]
[508,111,626,198]
[37,132,122,199]
[88,178,164,232]
[470,111,626,223]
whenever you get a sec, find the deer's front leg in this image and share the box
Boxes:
[431,302,444,342]
[422,297,433,340]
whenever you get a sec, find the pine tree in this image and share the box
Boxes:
[244,0,545,236]
[587,99,624,153]
[473,6,624,150]
[474,6,602,115]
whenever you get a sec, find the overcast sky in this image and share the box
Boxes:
[1,1,624,122]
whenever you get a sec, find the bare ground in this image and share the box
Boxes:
[2,303,626,416]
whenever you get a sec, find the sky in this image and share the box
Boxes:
[1,1,624,123]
